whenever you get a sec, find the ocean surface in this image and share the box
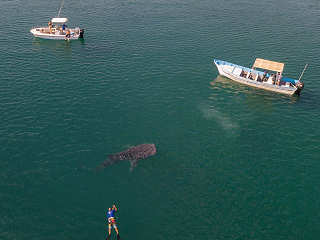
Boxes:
[1,0,320,239]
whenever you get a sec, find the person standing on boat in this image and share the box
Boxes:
[276,72,282,85]
[48,20,52,33]
[106,205,120,240]
[61,23,67,35]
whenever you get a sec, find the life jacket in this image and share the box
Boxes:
[108,217,116,224]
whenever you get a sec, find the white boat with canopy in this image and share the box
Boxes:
[214,58,306,95]
[30,17,84,40]
[30,0,84,40]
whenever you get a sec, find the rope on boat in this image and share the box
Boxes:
[57,0,64,17]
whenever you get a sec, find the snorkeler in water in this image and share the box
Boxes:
[106,205,120,240]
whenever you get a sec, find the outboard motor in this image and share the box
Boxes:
[79,29,85,38]
[295,81,304,95]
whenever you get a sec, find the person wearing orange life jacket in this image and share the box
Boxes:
[106,205,120,240]
[65,29,71,40]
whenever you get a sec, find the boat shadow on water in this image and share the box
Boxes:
[31,37,85,48]
[31,37,85,57]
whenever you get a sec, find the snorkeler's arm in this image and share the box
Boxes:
[113,204,117,211]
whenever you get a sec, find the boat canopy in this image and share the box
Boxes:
[252,58,284,73]
[51,17,68,23]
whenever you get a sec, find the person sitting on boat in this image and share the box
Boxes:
[62,23,67,31]
[262,71,270,82]
[240,69,248,78]
[240,69,245,77]
[248,72,254,80]
[256,74,262,82]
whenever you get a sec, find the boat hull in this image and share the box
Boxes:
[30,28,82,40]
[214,59,298,96]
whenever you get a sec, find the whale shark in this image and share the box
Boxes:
[99,144,157,171]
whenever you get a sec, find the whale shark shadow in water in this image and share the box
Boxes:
[198,103,239,136]
[98,144,157,171]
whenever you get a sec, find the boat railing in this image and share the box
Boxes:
[215,59,261,75]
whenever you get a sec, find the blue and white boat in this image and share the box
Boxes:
[214,58,305,95]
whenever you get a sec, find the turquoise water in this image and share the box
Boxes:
[1,0,320,239]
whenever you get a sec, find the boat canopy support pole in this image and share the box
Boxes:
[298,64,308,82]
